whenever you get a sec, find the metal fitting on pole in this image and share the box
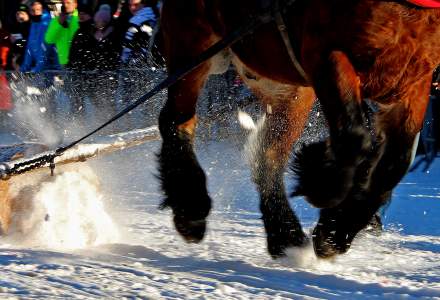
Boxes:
[0,163,11,181]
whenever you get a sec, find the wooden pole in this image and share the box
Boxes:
[2,125,160,179]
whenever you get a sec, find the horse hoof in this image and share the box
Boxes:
[312,240,340,259]
[173,215,206,243]
[267,232,309,259]
[363,214,383,236]
[312,225,349,259]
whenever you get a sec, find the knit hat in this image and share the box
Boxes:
[78,3,94,15]
[32,0,45,6]
[95,5,111,21]
[17,4,29,13]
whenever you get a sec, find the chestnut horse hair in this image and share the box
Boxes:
[157,0,440,258]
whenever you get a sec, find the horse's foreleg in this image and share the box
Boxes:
[294,51,372,209]
[158,2,218,242]
[250,87,315,258]
[313,80,431,258]
[158,64,212,243]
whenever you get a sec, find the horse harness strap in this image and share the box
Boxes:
[273,11,310,83]
[260,0,310,83]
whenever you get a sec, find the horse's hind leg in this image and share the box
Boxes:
[158,1,218,242]
[248,86,315,258]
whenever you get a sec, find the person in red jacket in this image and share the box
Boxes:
[0,22,12,130]
[0,23,10,70]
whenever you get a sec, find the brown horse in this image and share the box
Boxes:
[157,0,440,259]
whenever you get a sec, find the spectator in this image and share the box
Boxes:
[8,4,31,70]
[68,5,94,71]
[90,5,121,70]
[77,2,94,31]
[0,21,12,128]
[45,0,79,67]
[68,4,95,71]
[68,4,121,115]
[120,0,158,66]
[97,0,119,15]
[114,0,132,33]
[0,22,10,70]
[431,67,440,152]
[21,1,58,72]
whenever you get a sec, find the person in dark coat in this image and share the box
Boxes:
[65,2,94,113]
[68,4,95,70]
[68,4,121,119]
[410,67,440,171]
[69,4,121,71]
[7,4,31,70]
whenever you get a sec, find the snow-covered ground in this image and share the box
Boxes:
[0,74,439,299]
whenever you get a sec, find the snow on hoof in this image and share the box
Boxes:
[282,242,319,268]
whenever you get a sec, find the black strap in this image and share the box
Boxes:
[274,9,309,83]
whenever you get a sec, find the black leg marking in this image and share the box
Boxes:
[253,142,309,258]
[158,128,211,243]
[310,134,389,258]
[312,190,391,258]
[260,186,308,258]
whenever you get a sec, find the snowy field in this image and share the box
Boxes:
[0,73,439,299]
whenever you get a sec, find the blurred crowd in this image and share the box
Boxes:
[0,0,168,134]
[0,0,161,73]
[0,0,250,144]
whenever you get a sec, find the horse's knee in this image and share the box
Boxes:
[293,51,373,208]
[291,141,343,208]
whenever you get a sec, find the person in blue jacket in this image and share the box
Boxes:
[21,1,58,72]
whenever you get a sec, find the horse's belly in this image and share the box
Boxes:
[231,56,301,104]
[229,24,308,87]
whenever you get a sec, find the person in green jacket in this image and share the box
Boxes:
[44,0,79,66]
